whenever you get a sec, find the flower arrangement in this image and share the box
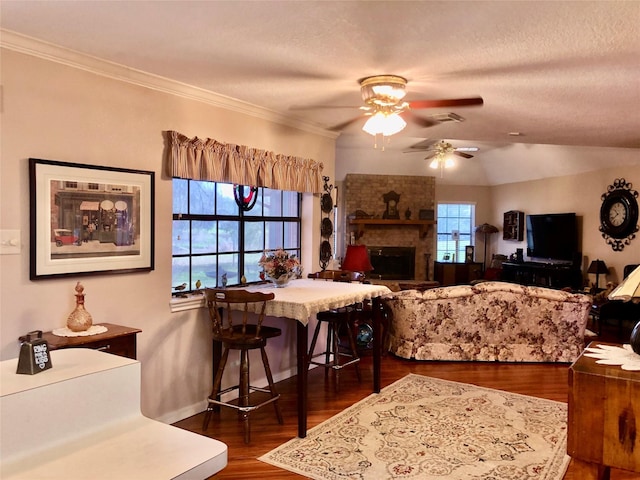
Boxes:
[258,249,300,280]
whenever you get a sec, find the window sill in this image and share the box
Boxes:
[170,293,205,313]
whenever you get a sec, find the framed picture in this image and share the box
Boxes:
[465,245,475,263]
[29,158,154,279]
[419,209,434,220]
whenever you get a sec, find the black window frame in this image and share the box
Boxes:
[172,179,302,292]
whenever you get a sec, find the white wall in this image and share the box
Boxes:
[0,48,336,423]
[491,168,640,285]
[436,174,640,278]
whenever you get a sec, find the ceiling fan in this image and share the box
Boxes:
[328,75,483,133]
[405,139,479,159]
[405,140,479,177]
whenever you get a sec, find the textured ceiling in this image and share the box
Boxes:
[1,1,639,184]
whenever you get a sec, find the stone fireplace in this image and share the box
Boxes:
[342,174,436,281]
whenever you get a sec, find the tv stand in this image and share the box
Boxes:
[502,261,582,290]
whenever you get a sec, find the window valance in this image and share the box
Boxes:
[167,131,324,193]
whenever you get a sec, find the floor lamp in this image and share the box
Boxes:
[608,265,640,354]
[475,223,499,272]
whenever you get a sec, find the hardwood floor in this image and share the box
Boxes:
[173,324,638,479]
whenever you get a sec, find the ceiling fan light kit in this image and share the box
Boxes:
[428,142,458,177]
[362,111,407,136]
[429,157,455,169]
[360,75,408,107]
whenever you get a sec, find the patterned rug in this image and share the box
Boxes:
[259,374,570,479]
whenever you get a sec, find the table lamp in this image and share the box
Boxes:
[608,265,640,354]
[587,259,609,292]
[341,244,373,278]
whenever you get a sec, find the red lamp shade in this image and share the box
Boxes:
[341,244,373,272]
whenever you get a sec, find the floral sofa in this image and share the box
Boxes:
[382,281,592,362]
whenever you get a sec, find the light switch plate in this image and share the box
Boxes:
[1,229,21,255]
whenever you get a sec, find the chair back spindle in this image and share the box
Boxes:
[204,289,275,339]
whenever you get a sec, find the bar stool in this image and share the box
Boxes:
[202,288,283,443]
[307,270,364,392]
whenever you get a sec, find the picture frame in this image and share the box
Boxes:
[29,158,155,279]
[465,245,475,263]
[419,209,434,220]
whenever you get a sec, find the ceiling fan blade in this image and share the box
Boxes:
[404,139,437,152]
[402,111,440,128]
[408,97,484,110]
[403,147,434,154]
[328,115,364,132]
[289,104,363,111]
[454,151,474,159]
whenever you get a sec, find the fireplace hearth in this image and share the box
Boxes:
[367,246,416,280]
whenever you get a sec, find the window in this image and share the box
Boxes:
[172,179,301,291]
[436,203,475,262]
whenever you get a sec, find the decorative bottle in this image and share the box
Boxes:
[67,282,93,332]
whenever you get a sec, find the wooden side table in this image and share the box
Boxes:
[31,323,141,360]
[568,342,640,479]
[434,261,483,286]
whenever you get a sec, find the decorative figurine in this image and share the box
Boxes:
[173,282,187,298]
[221,273,228,288]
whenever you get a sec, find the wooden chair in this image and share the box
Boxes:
[307,270,364,391]
[202,288,283,443]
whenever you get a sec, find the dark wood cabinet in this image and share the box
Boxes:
[38,323,141,359]
[503,210,524,241]
[434,262,483,286]
[501,262,582,290]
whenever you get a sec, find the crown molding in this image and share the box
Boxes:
[0,29,338,139]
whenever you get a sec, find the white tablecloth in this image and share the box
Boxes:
[242,278,391,325]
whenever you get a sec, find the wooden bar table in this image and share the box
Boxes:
[217,278,391,438]
[567,342,640,479]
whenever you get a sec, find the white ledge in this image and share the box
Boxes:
[170,293,205,313]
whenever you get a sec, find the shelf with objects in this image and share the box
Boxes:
[348,218,436,240]
[503,210,524,241]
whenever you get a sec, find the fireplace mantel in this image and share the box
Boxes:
[349,218,436,239]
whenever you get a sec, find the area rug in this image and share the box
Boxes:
[259,374,570,480]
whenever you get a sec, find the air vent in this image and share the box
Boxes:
[431,113,465,123]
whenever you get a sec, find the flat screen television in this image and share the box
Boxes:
[526,213,579,263]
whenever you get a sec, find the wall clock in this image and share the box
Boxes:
[599,178,639,251]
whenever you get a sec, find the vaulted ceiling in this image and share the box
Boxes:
[2,1,639,184]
